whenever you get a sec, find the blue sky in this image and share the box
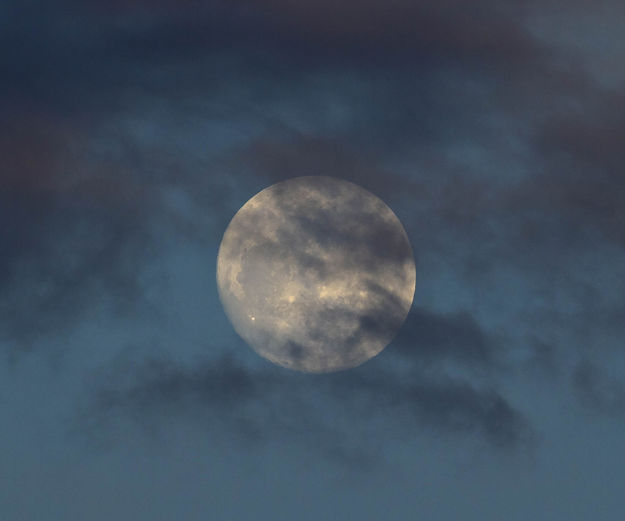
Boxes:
[2,1,625,520]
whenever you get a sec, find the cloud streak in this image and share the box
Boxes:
[82,302,535,468]
[2,0,624,476]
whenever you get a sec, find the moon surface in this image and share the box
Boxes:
[216,176,416,373]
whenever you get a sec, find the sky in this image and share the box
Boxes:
[2,1,625,520]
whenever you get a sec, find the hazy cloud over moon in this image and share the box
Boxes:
[3,0,625,518]
[217,176,416,372]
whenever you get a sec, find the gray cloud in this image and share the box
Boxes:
[81,301,535,467]
[0,111,163,353]
[573,360,625,417]
[3,3,625,520]
[2,0,623,474]
[390,306,497,369]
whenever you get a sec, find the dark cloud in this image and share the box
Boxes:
[573,360,625,417]
[530,90,625,245]
[0,0,550,123]
[3,0,625,518]
[390,306,497,368]
[233,137,420,203]
[238,0,543,69]
[524,340,561,378]
[82,353,382,468]
[82,302,534,467]
[0,0,618,393]
[0,111,158,352]
[1,0,623,487]
[69,0,544,68]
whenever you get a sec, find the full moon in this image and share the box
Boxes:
[216,176,416,373]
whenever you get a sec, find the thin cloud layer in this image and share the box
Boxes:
[0,112,158,349]
[1,0,624,490]
[85,332,534,467]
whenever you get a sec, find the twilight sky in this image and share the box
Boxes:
[2,1,625,520]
